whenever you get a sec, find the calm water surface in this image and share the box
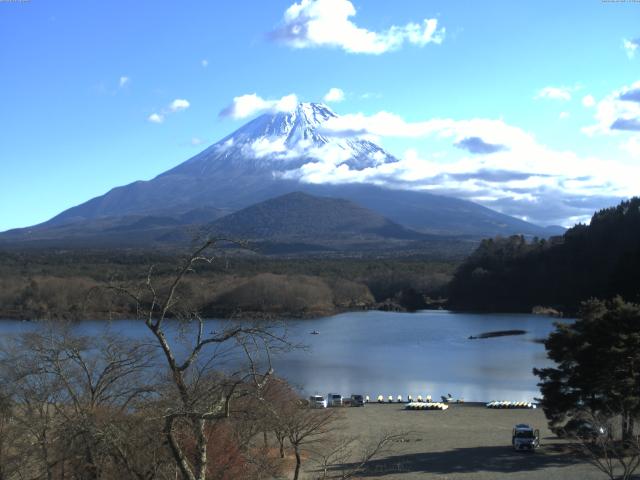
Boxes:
[0,310,560,402]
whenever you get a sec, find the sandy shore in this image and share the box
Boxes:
[304,402,605,479]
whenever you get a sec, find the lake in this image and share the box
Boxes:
[0,310,560,402]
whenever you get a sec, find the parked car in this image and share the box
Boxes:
[309,395,327,408]
[350,394,365,407]
[512,424,540,451]
[327,393,343,407]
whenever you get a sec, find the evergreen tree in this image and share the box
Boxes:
[535,297,640,441]
[448,197,640,314]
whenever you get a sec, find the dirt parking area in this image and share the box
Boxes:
[311,402,605,480]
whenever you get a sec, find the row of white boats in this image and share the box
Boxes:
[405,402,449,410]
[485,401,536,409]
[359,396,535,409]
[405,401,536,411]
[370,395,448,403]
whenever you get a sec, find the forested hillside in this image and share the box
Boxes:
[0,251,454,320]
[447,198,640,314]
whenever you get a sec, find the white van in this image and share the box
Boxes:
[327,393,343,407]
[309,395,327,408]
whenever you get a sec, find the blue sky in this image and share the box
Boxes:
[1,0,639,230]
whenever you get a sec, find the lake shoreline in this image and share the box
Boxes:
[0,300,430,322]
[0,310,557,402]
[0,302,561,323]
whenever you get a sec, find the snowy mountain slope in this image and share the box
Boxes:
[2,103,563,243]
[165,102,396,177]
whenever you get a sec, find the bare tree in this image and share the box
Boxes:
[0,240,297,479]
[0,392,20,480]
[310,430,409,480]
[281,404,341,480]
[0,326,159,480]
[106,239,290,480]
[252,377,300,459]
[564,409,640,480]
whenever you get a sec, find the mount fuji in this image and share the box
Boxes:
[1,102,563,250]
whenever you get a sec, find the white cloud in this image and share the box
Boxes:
[582,94,596,108]
[119,76,130,88]
[623,38,639,59]
[242,136,318,160]
[583,80,640,136]
[201,59,209,67]
[320,111,533,149]
[246,137,290,157]
[535,86,572,101]
[559,111,570,120]
[323,87,345,103]
[148,113,164,124]
[621,135,640,157]
[148,98,190,124]
[227,94,269,119]
[270,107,639,226]
[169,98,190,112]
[275,94,299,112]
[220,93,299,119]
[215,138,235,153]
[583,81,640,162]
[191,137,204,146]
[271,0,445,54]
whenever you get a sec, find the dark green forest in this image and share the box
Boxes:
[448,197,640,314]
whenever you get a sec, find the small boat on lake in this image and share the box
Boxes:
[310,330,320,335]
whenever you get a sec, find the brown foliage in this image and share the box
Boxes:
[0,250,456,320]
[211,273,336,315]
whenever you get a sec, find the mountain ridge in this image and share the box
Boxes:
[1,102,564,248]
[207,191,425,241]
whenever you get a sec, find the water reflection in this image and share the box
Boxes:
[271,310,559,402]
[0,310,560,402]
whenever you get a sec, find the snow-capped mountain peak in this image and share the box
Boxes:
[297,102,337,125]
[224,102,337,148]
[171,102,397,177]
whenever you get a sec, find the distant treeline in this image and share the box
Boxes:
[0,251,455,320]
[447,198,640,314]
